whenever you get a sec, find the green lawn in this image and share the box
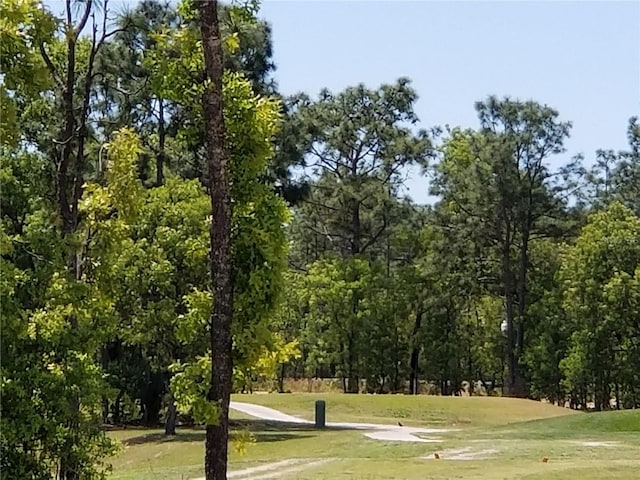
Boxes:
[108,394,640,480]
[230,392,580,427]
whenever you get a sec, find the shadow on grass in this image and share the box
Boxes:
[123,431,206,446]
[251,432,315,442]
[232,419,356,432]
[120,419,337,446]
[231,419,331,431]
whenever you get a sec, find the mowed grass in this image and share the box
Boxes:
[108,394,640,480]
[230,392,579,427]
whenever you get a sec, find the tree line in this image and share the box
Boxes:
[1,0,638,478]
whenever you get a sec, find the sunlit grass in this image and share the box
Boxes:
[108,395,640,480]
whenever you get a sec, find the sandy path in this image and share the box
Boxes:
[228,459,303,478]
[191,458,332,480]
[230,402,312,424]
[229,401,454,442]
[425,446,499,460]
[237,459,331,479]
[189,402,458,478]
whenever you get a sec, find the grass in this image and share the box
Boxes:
[230,392,579,427]
[108,394,640,480]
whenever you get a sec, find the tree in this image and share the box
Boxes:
[0,130,145,480]
[95,0,180,187]
[197,0,234,478]
[431,97,578,396]
[285,80,430,392]
[40,2,126,475]
[523,239,571,404]
[94,0,278,188]
[586,117,640,215]
[1,1,136,477]
[559,202,640,410]
[292,79,430,259]
[99,178,211,433]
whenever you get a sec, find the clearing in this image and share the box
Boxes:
[109,393,640,480]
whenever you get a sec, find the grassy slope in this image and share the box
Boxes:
[108,395,640,480]
[230,392,579,427]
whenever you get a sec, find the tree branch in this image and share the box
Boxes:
[74,0,93,37]
[39,44,63,87]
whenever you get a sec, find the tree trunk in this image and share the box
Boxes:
[346,333,358,393]
[165,389,178,436]
[502,232,525,397]
[515,228,530,396]
[101,346,109,424]
[101,396,109,425]
[54,2,96,477]
[393,327,400,393]
[409,309,423,395]
[277,363,285,393]
[156,98,165,186]
[199,1,234,479]
[113,391,123,425]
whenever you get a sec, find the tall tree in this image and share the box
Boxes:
[198,0,233,478]
[292,79,431,260]
[286,80,430,392]
[432,97,578,396]
[22,1,129,477]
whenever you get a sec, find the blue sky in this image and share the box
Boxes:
[44,0,639,203]
[258,0,639,203]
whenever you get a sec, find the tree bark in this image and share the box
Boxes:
[165,388,178,436]
[55,2,94,478]
[502,226,525,397]
[408,309,423,395]
[503,242,516,396]
[156,98,166,186]
[198,1,234,479]
[113,391,123,425]
[346,332,359,393]
[515,224,530,396]
[277,363,285,393]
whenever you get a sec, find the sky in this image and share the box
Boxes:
[44,0,640,204]
[257,0,640,203]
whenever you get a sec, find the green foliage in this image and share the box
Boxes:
[3,2,640,476]
[80,116,287,422]
[0,0,56,146]
[289,79,431,260]
[145,50,290,415]
[523,239,571,404]
[431,98,578,396]
[559,202,640,409]
[586,117,640,215]
[0,132,147,479]
[304,257,373,383]
[170,357,221,425]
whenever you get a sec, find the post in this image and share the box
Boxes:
[315,400,326,428]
